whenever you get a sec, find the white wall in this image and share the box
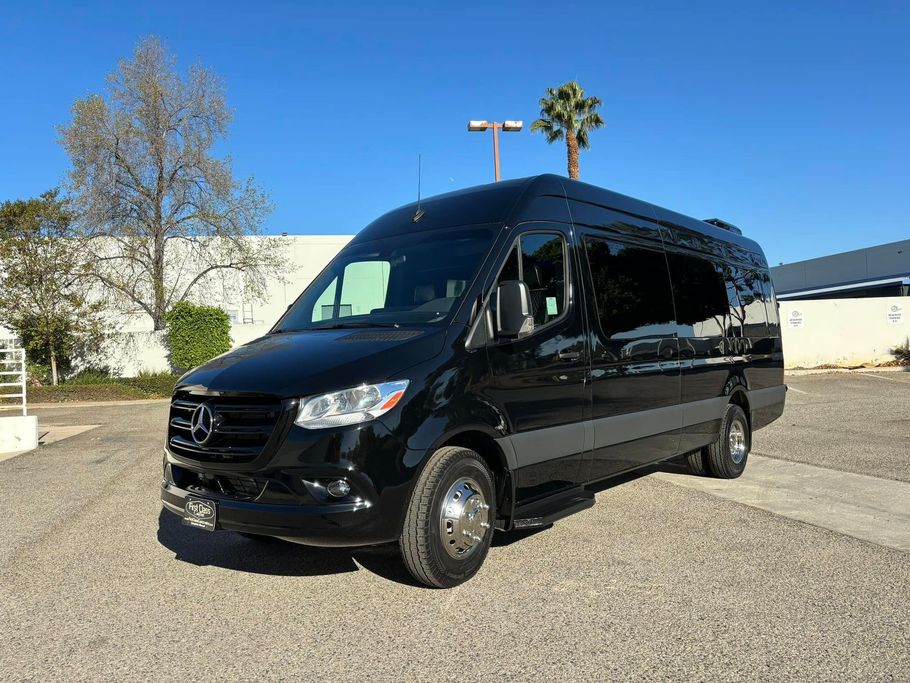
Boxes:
[43,235,354,376]
[118,235,354,333]
[203,235,354,329]
[780,297,908,368]
[94,324,275,376]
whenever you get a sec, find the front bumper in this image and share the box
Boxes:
[160,478,391,546]
[160,416,424,547]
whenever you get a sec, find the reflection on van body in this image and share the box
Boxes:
[160,175,785,587]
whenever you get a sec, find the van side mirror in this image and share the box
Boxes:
[495,280,535,339]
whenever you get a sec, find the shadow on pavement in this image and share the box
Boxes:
[156,462,697,584]
[156,508,422,586]
[649,459,692,476]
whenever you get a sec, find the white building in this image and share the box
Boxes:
[116,235,354,332]
[232,234,354,326]
[1,235,355,375]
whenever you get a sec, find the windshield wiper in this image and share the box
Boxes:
[311,321,401,330]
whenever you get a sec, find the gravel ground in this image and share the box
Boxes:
[1,386,908,682]
[756,371,910,482]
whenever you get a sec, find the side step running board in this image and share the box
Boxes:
[512,490,595,530]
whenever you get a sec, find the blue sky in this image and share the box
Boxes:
[1,1,908,265]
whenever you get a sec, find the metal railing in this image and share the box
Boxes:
[0,347,26,416]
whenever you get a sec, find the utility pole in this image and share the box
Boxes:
[467,120,523,182]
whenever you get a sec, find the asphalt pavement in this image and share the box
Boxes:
[756,370,910,482]
[1,374,908,681]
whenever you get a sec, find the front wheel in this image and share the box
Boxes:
[705,403,751,479]
[399,446,495,588]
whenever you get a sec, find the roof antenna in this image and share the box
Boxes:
[412,154,425,223]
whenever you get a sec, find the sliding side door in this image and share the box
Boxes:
[580,232,681,481]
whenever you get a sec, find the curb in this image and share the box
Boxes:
[0,398,170,411]
[785,366,909,376]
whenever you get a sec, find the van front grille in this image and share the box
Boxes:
[173,466,266,501]
[167,392,291,464]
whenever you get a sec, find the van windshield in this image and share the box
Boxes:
[273,226,494,332]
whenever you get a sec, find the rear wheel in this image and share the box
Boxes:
[705,403,751,479]
[685,450,710,476]
[400,446,495,588]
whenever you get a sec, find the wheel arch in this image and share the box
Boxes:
[434,427,515,530]
[727,386,752,427]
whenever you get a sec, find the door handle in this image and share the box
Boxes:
[558,350,581,361]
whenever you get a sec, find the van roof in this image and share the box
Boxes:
[356,174,766,265]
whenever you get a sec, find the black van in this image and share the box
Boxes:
[161,175,785,587]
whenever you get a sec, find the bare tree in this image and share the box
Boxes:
[59,36,286,330]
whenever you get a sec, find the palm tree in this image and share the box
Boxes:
[531,81,605,180]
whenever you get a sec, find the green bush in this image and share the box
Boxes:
[893,337,910,363]
[26,361,52,385]
[67,366,115,385]
[165,301,232,372]
[119,371,180,397]
[25,368,181,401]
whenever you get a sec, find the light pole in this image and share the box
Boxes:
[468,120,523,182]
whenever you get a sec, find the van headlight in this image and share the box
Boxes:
[295,380,410,429]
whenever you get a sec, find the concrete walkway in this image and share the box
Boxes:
[656,454,910,552]
[0,424,99,463]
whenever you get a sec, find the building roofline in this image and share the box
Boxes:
[777,274,910,299]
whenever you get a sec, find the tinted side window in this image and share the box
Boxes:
[493,233,566,330]
[499,245,520,282]
[520,234,566,327]
[758,271,780,336]
[736,268,769,337]
[715,263,744,337]
[583,237,675,339]
[666,252,728,338]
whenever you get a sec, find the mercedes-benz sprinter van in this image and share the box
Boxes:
[160,175,785,587]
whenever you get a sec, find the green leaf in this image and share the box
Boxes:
[164,300,232,372]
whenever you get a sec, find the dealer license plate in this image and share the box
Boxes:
[183,497,217,531]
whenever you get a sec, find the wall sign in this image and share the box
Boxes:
[886,302,904,325]
[787,309,804,329]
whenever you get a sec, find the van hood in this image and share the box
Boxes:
[177,327,446,398]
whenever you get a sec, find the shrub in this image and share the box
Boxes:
[67,366,115,385]
[892,337,910,363]
[26,361,51,386]
[119,371,180,397]
[165,301,232,372]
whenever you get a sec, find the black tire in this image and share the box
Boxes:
[685,449,710,476]
[706,403,751,479]
[400,446,496,588]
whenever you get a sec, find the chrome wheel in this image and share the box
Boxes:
[729,419,748,464]
[439,477,490,559]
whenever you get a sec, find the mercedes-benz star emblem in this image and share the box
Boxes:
[190,403,215,445]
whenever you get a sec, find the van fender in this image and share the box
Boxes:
[723,376,754,426]
[402,417,518,531]
[723,374,750,397]
[402,395,510,454]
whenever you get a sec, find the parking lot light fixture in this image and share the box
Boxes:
[467,119,523,182]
